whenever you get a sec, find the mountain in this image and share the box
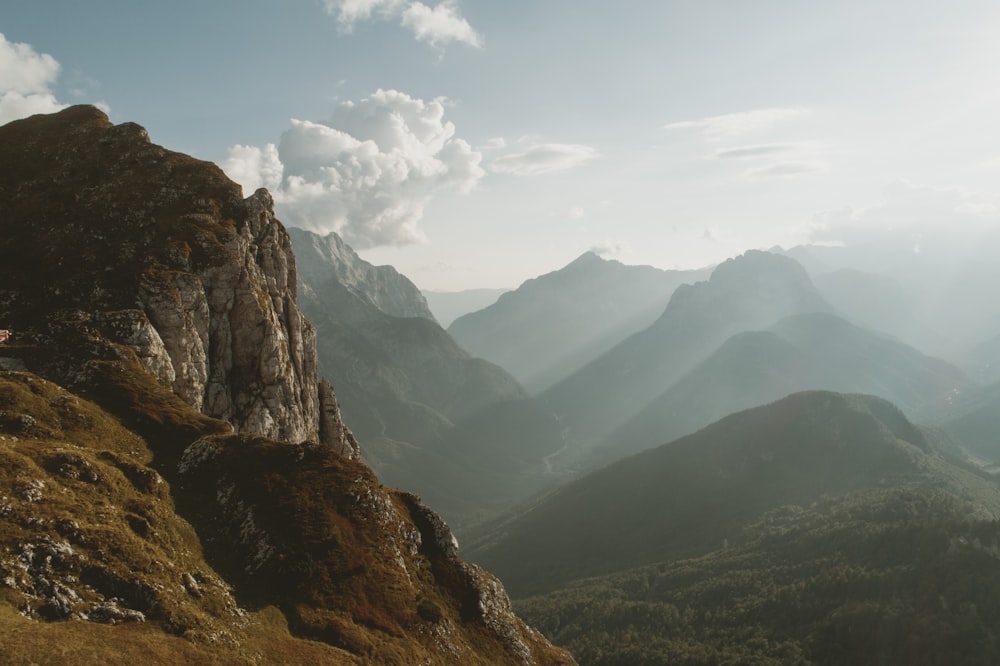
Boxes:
[289,229,566,526]
[590,311,972,465]
[780,243,1000,362]
[518,485,1000,665]
[918,380,1000,464]
[811,267,948,352]
[291,227,437,321]
[423,288,509,327]
[466,391,1000,598]
[541,250,833,459]
[0,106,572,664]
[448,252,708,393]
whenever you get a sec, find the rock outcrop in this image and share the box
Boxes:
[0,107,574,664]
[0,105,323,444]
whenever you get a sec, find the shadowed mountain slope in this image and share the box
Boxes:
[467,391,1000,598]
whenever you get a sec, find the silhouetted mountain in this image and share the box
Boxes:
[448,252,707,392]
[0,106,572,664]
[591,312,971,465]
[290,228,566,525]
[423,287,509,327]
[541,250,832,460]
[467,391,998,598]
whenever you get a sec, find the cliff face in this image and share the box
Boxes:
[290,227,436,321]
[288,227,566,526]
[0,105,320,445]
[0,107,571,664]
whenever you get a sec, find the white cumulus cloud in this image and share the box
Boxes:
[325,0,481,48]
[222,89,484,249]
[0,33,67,124]
[490,143,598,176]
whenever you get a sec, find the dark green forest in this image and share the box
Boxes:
[517,487,1000,665]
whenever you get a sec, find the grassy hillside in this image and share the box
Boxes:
[517,486,1000,665]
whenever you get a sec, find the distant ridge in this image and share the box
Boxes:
[449,251,707,392]
[467,390,999,597]
[541,250,833,458]
[590,311,971,464]
[423,288,509,327]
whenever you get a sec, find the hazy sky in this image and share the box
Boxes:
[3,1,1000,290]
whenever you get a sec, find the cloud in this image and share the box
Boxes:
[222,89,484,249]
[324,0,481,48]
[567,206,585,219]
[666,107,808,140]
[0,33,67,124]
[806,179,1000,253]
[747,161,826,178]
[480,137,507,151]
[589,240,629,258]
[402,2,482,47]
[490,143,598,176]
[713,143,803,160]
[222,144,283,193]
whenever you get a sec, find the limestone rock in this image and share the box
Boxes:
[0,106,328,445]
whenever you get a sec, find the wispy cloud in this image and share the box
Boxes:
[806,179,1000,250]
[713,143,805,160]
[747,161,826,178]
[324,0,482,48]
[490,143,598,176]
[222,89,484,249]
[666,107,808,140]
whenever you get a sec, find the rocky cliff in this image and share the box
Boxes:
[0,105,322,446]
[289,227,566,526]
[290,227,436,321]
[0,106,572,664]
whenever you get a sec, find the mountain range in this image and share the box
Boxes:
[539,250,834,461]
[448,252,708,393]
[587,311,971,466]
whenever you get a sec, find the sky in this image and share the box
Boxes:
[2,0,1000,290]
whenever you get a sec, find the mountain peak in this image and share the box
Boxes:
[289,227,436,321]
